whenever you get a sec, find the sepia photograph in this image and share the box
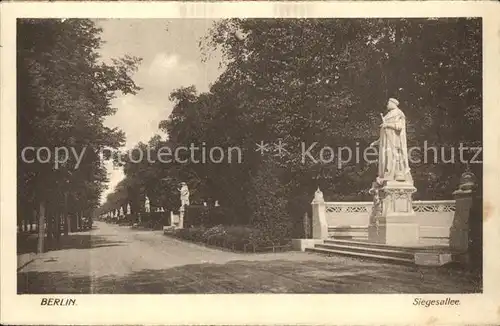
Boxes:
[16,16,483,294]
[2,2,499,325]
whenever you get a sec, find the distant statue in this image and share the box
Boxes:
[214,200,220,207]
[145,196,150,213]
[119,206,124,216]
[126,203,131,215]
[370,98,412,183]
[179,182,190,207]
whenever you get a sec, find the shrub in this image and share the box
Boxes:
[184,205,210,227]
[183,205,236,227]
[207,206,235,226]
[171,224,290,252]
[247,157,293,242]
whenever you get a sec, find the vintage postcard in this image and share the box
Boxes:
[1,1,499,325]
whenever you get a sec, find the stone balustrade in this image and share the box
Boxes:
[315,199,457,245]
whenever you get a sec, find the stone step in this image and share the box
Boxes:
[325,239,423,252]
[306,247,414,264]
[316,243,414,260]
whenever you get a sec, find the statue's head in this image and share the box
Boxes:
[387,98,399,110]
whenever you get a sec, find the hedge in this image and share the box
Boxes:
[170,225,291,253]
[184,205,235,228]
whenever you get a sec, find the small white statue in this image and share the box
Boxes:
[215,200,220,207]
[119,206,124,216]
[179,182,190,207]
[145,196,151,213]
[126,203,131,215]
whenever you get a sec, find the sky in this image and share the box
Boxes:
[96,19,224,203]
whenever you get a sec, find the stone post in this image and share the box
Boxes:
[311,188,328,239]
[449,171,477,253]
[179,205,185,229]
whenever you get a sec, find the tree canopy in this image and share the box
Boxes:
[18,18,142,228]
[100,18,482,239]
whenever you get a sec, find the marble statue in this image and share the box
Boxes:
[119,206,124,216]
[367,98,418,246]
[145,196,150,213]
[179,182,190,207]
[370,98,412,183]
[214,200,220,207]
[126,203,131,215]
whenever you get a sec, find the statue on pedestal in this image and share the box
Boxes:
[368,98,418,246]
[119,206,124,217]
[177,182,189,229]
[126,203,131,215]
[179,182,190,207]
[145,196,150,213]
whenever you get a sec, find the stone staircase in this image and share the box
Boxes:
[305,239,462,266]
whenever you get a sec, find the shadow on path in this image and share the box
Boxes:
[18,259,482,294]
[17,233,127,255]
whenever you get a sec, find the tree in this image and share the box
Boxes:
[18,18,142,252]
[104,18,482,240]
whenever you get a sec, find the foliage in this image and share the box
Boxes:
[172,225,288,252]
[17,19,142,234]
[102,18,482,241]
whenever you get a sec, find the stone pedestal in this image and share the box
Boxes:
[369,180,419,246]
[179,205,185,229]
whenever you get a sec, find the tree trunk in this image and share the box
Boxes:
[46,204,53,249]
[54,212,61,247]
[35,209,39,233]
[37,201,46,254]
[31,209,36,232]
[66,214,71,235]
[64,193,69,236]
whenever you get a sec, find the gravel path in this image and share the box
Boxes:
[17,222,481,294]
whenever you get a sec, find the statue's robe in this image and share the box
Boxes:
[377,108,412,182]
[180,186,190,206]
